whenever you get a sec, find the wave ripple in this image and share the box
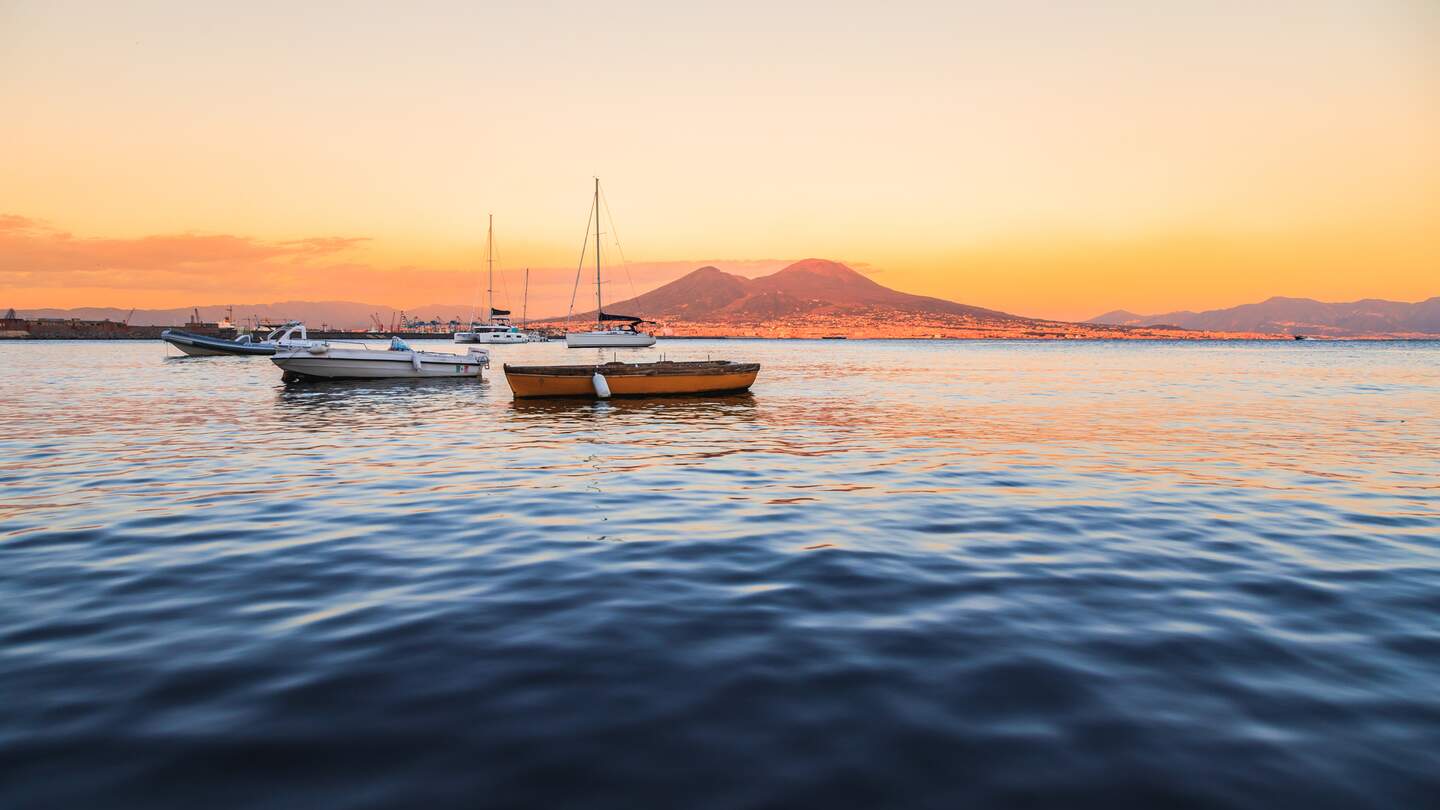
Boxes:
[2,339,1438,808]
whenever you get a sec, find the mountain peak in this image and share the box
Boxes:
[1087,309,1146,325]
[763,259,891,298]
[775,258,869,280]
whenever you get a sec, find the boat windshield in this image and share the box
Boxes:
[389,337,412,351]
[275,323,307,342]
[263,322,306,342]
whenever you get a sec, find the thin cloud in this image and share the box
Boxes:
[0,216,369,276]
[0,215,805,311]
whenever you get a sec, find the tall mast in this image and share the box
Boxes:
[522,267,529,326]
[594,177,602,327]
[486,213,494,322]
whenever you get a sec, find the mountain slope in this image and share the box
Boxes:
[1088,296,1440,336]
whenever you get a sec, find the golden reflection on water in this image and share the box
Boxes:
[3,339,1436,541]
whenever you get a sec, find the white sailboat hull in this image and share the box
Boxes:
[565,331,657,348]
[273,346,489,380]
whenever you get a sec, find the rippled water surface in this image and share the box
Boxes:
[3,339,1438,808]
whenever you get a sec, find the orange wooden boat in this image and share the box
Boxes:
[503,360,760,398]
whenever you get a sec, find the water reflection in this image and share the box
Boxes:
[275,376,489,404]
[507,391,757,419]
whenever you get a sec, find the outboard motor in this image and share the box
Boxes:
[468,348,491,369]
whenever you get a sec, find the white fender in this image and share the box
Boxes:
[592,372,611,399]
[307,343,328,354]
[411,351,423,372]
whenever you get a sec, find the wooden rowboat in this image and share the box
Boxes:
[503,360,759,398]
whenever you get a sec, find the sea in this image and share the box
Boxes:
[2,338,1437,808]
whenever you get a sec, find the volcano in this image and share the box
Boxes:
[581,259,1016,323]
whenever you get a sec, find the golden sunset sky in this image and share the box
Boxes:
[2,1,1436,320]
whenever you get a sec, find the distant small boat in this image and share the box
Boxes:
[1294,334,1308,341]
[163,322,315,357]
[821,335,847,340]
[274,337,490,381]
[504,360,758,398]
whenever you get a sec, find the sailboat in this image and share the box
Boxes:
[565,179,657,348]
[455,214,527,344]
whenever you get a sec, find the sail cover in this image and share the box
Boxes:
[598,311,646,323]
[490,307,511,317]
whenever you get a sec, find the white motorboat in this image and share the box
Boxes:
[564,179,658,349]
[273,337,490,381]
[164,321,318,357]
[455,215,528,345]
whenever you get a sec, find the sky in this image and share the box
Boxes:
[2,0,1436,321]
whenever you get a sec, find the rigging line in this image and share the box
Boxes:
[566,192,598,326]
[493,231,513,313]
[598,186,642,315]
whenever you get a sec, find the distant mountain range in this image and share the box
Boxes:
[17,264,1436,338]
[550,259,1248,339]
[1088,296,1440,336]
[566,258,1015,322]
[15,260,1031,332]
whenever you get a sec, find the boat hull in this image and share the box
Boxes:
[171,340,252,357]
[274,348,487,380]
[162,329,275,356]
[456,331,528,344]
[565,331,657,348]
[504,361,758,398]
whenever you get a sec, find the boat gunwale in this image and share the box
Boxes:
[503,361,759,378]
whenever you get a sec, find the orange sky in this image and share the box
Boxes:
[2,1,1436,321]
